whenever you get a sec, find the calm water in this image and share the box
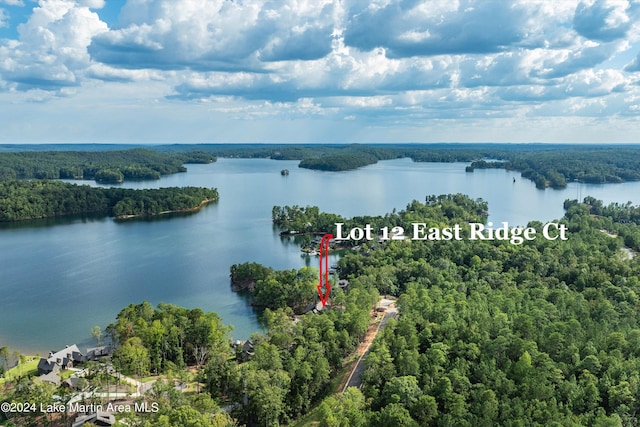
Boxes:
[2,157,640,354]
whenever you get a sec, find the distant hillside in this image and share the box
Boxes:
[0,148,215,183]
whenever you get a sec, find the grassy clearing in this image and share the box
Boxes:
[0,356,39,385]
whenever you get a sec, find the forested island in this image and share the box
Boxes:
[0,180,218,221]
[4,193,640,425]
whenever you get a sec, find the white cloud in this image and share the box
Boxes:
[565,69,627,95]
[573,0,636,41]
[85,62,162,82]
[0,0,108,90]
[89,0,339,70]
[343,0,541,57]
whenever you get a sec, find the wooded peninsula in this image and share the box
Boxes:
[0,180,218,221]
[0,148,219,221]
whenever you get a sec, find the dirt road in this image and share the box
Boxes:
[342,300,397,391]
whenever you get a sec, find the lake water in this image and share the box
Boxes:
[2,157,640,354]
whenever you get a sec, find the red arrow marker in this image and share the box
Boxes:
[317,233,333,307]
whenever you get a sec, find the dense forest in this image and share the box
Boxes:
[465,146,640,189]
[0,148,215,183]
[298,153,380,171]
[0,180,218,221]
[305,196,640,426]
[270,195,640,426]
[100,284,376,426]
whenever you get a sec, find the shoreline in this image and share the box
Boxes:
[114,197,218,220]
[0,198,218,224]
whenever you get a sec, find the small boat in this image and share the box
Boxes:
[281,169,289,176]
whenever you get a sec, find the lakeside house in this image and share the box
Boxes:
[233,340,255,361]
[86,345,112,361]
[36,344,111,386]
[38,371,61,386]
[37,345,84,375]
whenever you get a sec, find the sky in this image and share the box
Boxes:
[1,0,640,143]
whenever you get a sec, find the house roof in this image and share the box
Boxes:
[39,344,84,374]
[85,345,110,360]
[62,377,82,389]
[37,358,55,372]
[242,340,255,355]
[47,344,83,364]
[38,371,61,385]
[72,411,115,427]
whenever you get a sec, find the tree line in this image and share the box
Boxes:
[465,147,640,189]
[231,263,318,313]
[0,180,218,221]
[0,148,215,183]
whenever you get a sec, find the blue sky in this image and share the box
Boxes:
[1,0,640,143]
